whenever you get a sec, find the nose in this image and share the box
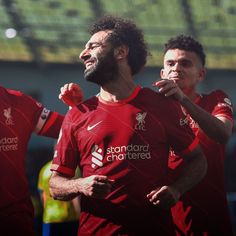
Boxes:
[172,62,181,71]
[79,48,90,62]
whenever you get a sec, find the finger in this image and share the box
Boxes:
[67,83,81,95]
[163,81,176,90]
[60,86,67,96]
[164,87,179,97]
[95,175,113,183]
[64,83,69,90]
[63,83,72,94]
[68,83,77,91]
[94,182,112,192]
[152,79,168,87]
[147,190,156,198]
[147,190,158,201]
[153,199,160,205]
[60,86,64,94]
[91,183,112,198]
[158,82,176,94]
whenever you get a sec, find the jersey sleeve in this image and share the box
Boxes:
[36,110,64,139]
[211,90,233,122]
[51,110,79,177]
[162,100,199,156]
[16,92,64,138]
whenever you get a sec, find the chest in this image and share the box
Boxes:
[0,102,34,146]
[76,104,166,149]
[73,104,169,178]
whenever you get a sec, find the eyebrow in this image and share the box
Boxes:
[85,41,103,48]
[166,58,192,63]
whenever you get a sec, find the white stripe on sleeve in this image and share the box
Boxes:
[34,107,51,134]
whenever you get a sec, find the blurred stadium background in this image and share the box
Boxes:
[0,0,236,235]
[1,0,236,68]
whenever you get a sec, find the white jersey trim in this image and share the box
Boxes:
[34,107,51,134]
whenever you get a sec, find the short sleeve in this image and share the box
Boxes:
[51,111,79,177]
[211,90,233,122]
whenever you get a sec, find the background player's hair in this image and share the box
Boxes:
[89,15,149,75]
[164,34,206,66]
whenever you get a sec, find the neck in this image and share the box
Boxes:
[183,87,198,101]
[99,78,137,102]
[187,91,199,101]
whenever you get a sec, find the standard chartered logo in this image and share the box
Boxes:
[0,137,18,151]
[107,144,151,161]
[91,145,104,169]
[91,144,151,168]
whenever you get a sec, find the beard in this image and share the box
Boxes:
[84,49,119,86]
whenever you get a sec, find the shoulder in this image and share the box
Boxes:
[203,90,232,105]
[137,88,182,118]
[8,87,42,104]
[141,87,181,105]
[66,96,98,120]
[139,87,175,103]
[206,90,229,99]
[2,87,43,110]
[200,90,233,116]
[2,87,24,97]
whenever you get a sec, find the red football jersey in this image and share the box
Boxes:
[52,86,199,236]
[169,90,234,236]
[0,86,63,234]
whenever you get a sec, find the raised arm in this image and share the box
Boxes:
[153,79,233,143]
[179,95,232,143]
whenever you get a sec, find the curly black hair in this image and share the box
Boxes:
[89,15,148,75]
[164,34,206,66]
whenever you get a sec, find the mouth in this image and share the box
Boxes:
[84,59,96,69]
[168,73,182,80]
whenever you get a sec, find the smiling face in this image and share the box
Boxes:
[160,49,206,95]
[79,30,119,86]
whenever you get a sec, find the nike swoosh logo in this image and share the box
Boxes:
[87,121,102,131]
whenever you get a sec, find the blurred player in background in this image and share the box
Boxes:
[154,34,234,235]
[0,83,82,236]
[38,160,80,236]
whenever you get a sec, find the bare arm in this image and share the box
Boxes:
[179,96,232,143]
[147,145,207,209]
[49,171,114,201]
[154,79,233,143]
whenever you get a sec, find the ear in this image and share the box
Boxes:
[160,68,166,79]
[198,68,206,82]
[114,45,129,60]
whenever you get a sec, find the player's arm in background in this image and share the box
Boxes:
[153,80,233,143]
[35,83,83,138]
[147,98,207,209]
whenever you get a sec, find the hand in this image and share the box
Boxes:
[153,79,185,102]
[147,185,180,209]
[77,175,114,199]
[59,83,83,107]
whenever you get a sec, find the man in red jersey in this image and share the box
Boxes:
[49,16,207,236]
[0,83,82,236]
[154,34,234,235]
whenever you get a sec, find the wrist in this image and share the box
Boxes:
[179,94,189,105]
[169,185,181,202]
